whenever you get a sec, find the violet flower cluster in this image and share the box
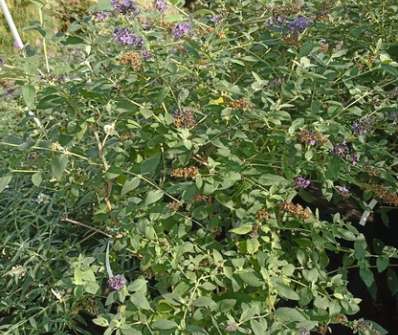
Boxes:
[142,49,152,60]
[268,15,311,34]
[352,117,373,135]
[172,22,192,39]
[108,274,127,291]
[295,176,311,189]
[113,28,143,47]
[111,0,139,15]
[332,142,359,165]
[154,0,167,12]
[93,11,111,21]
[288,16,312,33]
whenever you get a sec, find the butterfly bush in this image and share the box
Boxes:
[2,0,398,334]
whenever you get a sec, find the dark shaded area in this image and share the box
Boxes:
[298,188,398,334]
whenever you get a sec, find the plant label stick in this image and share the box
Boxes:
[0,0,24,49]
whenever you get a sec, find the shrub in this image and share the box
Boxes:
[1,0,398,334]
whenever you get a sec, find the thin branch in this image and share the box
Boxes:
[61,217,112,238]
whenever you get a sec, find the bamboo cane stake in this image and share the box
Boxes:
[0,0,24,49]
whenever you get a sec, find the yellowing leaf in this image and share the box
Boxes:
[209,97,224,105]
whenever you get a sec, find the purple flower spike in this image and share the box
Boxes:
[113,28,143,47]
[332,142,349,158]
[350,152,359,166]
[288,16,311,33]
[154,0,167,12]
[295,176,311,189]
[111,0,139,15]
[93,11,111,21]
[172,22,192,39]
[352,117,372,136]
[108,274,127,291]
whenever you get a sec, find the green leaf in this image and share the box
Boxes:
[257,174,288,186]
[152,320,178,330]
[218,299,236,312]
[128,278,147,293]
[92,316,109,327]
[51,155,69,180]
[131,292,152,310]
[359,264,374,288]
[387,269,398,295]
[193,296,217,310]
[275,307,306,322]
[246,238,260,254]
[250,319,268,335]
[272,279,300,301]
[144,190,164,206]
[376,256,389,273]
[238,271,263,287]
[220,171,241,189]
[230,225,253,235]
[32,173,42,187]
[0,175,12,193]
[121,328,142,335]
[22,85,36,108]
[121,177,140,196]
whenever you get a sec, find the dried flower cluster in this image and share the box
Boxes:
[173,108,196,128]
[256,208,270,221]
[120,52,142,70]
[298,129,326,146]
[281,202,311,220]
[228,98,250,109]
[193,194,212,203]
[368,185,398,206]
[171,166,199,179]
[168,201,182,212]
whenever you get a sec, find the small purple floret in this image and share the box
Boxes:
[295,176,311,189]
[113,28,143,47]
[93,11,111,21]
[332,142,349,158]
[108,274,127,291]
[154,0,167,12]
[172,22,192,39]
[111,0,139,15]
[352,117,372,136]
[288,16,311,33]
[142,49,152,60]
